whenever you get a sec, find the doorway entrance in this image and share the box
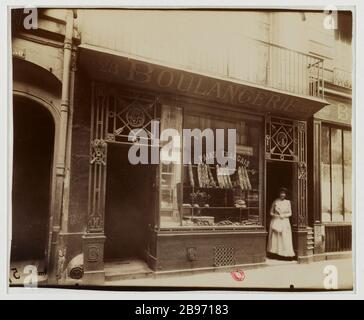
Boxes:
[104,143,154,262]
[266,161,294,230]
[11,96,55,262]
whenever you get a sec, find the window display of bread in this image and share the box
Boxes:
[207,164,217,187]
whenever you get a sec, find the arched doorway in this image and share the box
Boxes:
[11,95,55,263]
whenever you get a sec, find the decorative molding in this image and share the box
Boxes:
[87,245,101,262]
[87,214,104,232]
[187,247,198,261]
[82,234,106,277]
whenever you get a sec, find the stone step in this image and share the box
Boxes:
[104,259,154,282]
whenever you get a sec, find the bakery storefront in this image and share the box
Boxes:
[74,45,327,282]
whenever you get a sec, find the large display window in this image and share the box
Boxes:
[159,104,264,229]
[321,124,352,223]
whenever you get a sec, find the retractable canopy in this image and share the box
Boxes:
[79,44,328,120]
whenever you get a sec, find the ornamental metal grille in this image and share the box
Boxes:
[106,90,159,144]
[92,84,160,145]
[87,83,160,233]
[214,245,235,267]
[265,117,299,162]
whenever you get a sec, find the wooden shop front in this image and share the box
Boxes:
[77,45,327,282]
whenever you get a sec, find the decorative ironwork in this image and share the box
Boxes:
[106,88,159,144]
[126,105,146,127]
[265,117,299,162]
[298,162,307,179]
[266,117,307,228]
[325,225,352,252]
[90,139,107,165]
[86,83,159,234]
[106,133,115,141]
[87,83,109,233]
[88,215,104,231]
[214,245,235,267]
[297,120,307,228]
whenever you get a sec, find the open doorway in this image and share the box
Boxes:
[265,161,297,262]
[266,161,294,230]
[11,96,55,263]
[104,143,155,262]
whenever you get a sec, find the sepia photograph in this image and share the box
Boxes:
[8,6,353,291]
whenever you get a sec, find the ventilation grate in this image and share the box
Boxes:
[214,245,235,267]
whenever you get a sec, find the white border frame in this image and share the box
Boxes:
[1,0,363,300]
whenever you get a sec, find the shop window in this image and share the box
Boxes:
[321,125,352,222]
[159,105,182,225]
[159,105,263,229]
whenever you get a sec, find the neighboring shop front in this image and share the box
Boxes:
[308,80,352,257]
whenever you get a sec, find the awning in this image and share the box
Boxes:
[79,44,329,120]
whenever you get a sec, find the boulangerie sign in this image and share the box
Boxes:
[79,44,328,119]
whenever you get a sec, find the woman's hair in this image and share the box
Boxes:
[279,187,288,194]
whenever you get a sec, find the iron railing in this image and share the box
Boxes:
[324,224,352,252]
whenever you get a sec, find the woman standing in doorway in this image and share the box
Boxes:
[267,187,295,260]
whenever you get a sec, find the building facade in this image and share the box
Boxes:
[10,9,352,285]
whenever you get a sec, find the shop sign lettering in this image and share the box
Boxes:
[98,58,308,115]
[315,102,351,125]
